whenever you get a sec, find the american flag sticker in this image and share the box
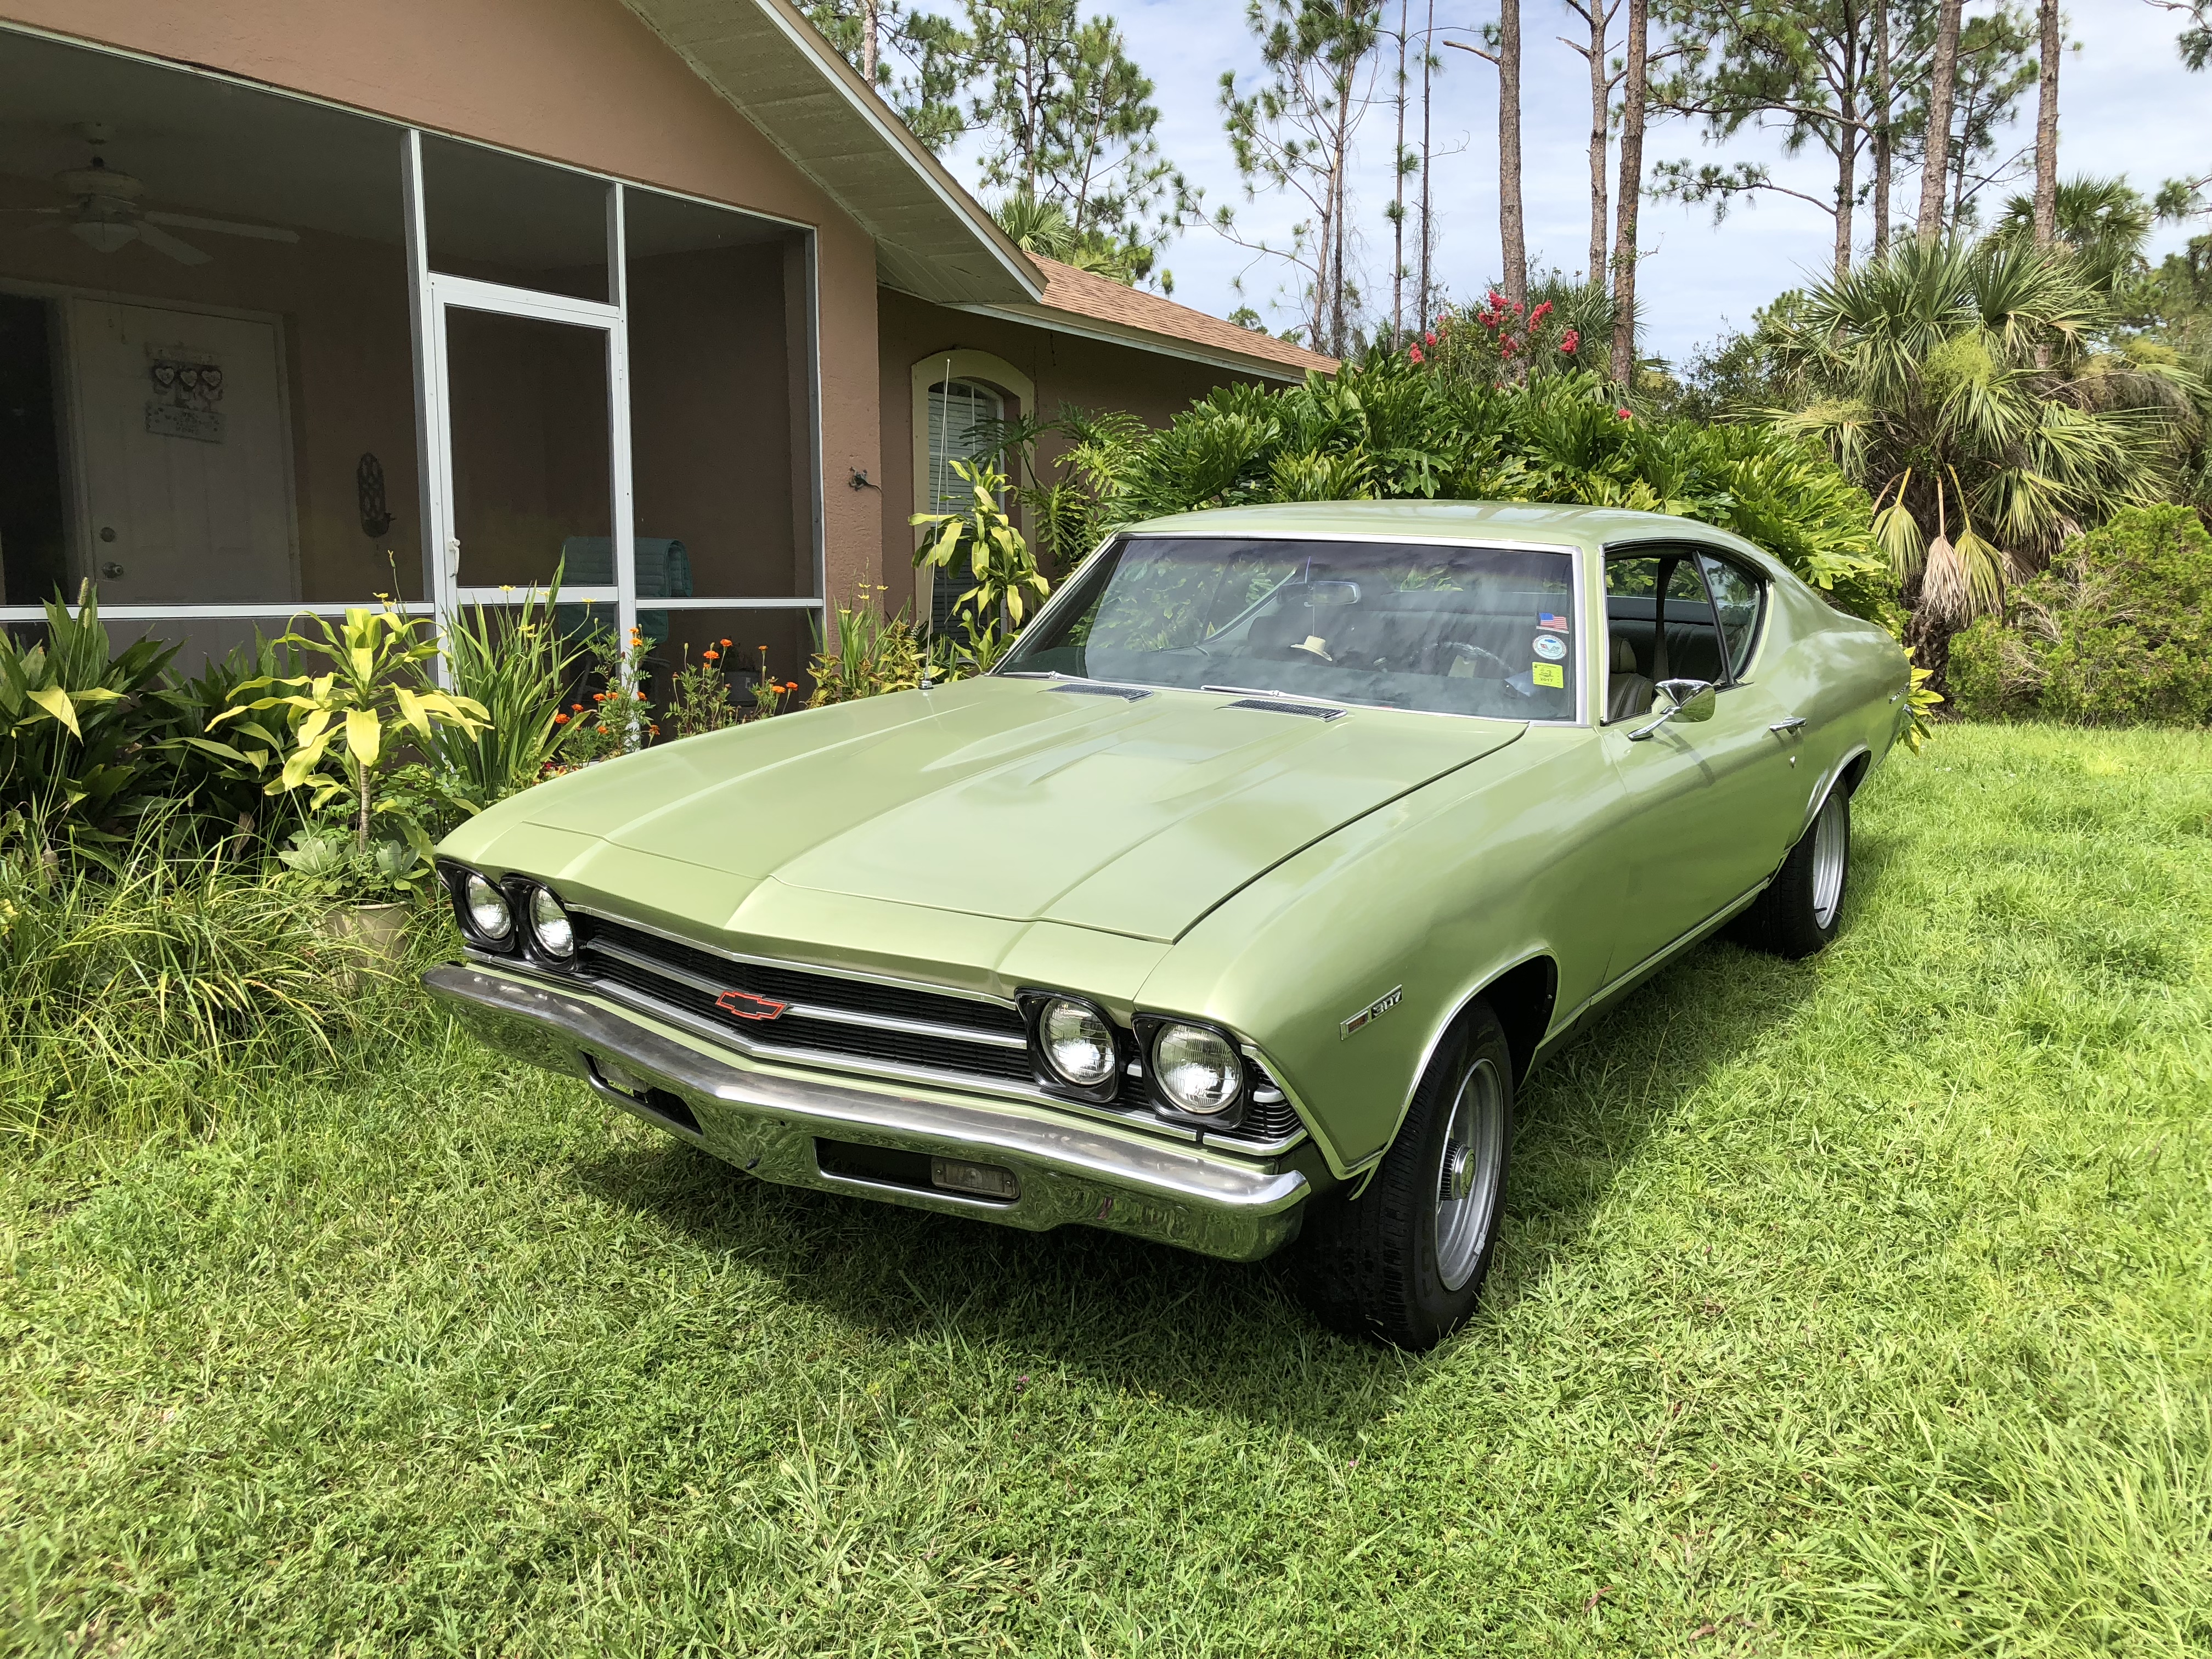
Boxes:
[1538,612,1569,632]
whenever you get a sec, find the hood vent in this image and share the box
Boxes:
[1052,682,1152,701]
[1221,697,1346,721]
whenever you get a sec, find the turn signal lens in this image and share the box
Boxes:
[1040,998,1117,1088]
[1154,1023,1242,1116]
[528,886,575,958]
[462,872,511,940]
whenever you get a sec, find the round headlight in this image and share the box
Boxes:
[1153,1023,1242,1116]
[462,872,511,940]
[528,887,574,958]
[1040,998,1118,1088]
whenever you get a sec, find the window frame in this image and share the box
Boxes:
[1598,541,1758,725]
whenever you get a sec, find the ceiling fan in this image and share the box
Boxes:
[0,128,300,265]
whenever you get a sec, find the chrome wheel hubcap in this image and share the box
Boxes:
[1810,791,1849,929]
[1434,1056,1505,1293]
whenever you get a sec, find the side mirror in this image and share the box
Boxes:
[1626,678,1717,741]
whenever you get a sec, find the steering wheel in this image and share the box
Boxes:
[1435,640,1517,679]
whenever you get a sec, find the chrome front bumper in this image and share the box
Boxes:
[424,963,1312,1261]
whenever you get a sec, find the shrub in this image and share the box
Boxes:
[1949,506,2212,725]
[0,819,426,1138]
[1035,359,1895,618]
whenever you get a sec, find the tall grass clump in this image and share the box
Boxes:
[0,817,436,1139]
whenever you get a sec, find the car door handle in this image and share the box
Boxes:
[1768,716,1807,735]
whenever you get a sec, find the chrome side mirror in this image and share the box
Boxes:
[1626,678,1717,741]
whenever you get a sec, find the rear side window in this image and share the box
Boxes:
[1696,554,1765,680]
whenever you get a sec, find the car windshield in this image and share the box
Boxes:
[998,535,1580,720]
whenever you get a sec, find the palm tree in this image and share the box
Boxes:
[1991,176,2155,295]
[1762,238,2199,680]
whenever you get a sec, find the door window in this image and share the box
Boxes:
[1604,549,1733,720]
[1696,553,1765,680]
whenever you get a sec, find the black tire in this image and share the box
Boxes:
[1731,782,1851,959]
[1289,1002,1514,1351]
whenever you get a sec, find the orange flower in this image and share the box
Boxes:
[592,691,607,702]
[784,680,799,692]
[720,637,733,647]
[553,712,569,724]
[702,650,719,662]
[571,702,584,712]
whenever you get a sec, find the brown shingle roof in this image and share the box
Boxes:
[1020,258,1340,381]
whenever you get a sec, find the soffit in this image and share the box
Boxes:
[617,0,1041,306]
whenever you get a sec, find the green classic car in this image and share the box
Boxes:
[426,501,1909,1349]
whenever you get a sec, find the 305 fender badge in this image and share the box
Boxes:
[716,990,788,1022]
[1340,985,1403,1039]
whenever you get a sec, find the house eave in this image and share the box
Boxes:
[617,0,1043,307]
[939,298,1318,384]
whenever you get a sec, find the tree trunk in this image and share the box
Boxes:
[1419,0,1435,329]
[861,0,878,83]
[2033,0,2060,246]
[1498,0,1527,310]
[1610,0,1647,385]
[1872,0,1893,258]
[1393,0,1409,344]
[1585,0,1610,281]
[354,757,372,854]
[1917,0,1962,242]
[1833,87,1858,276]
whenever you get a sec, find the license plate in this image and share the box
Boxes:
[930,1156,1019,1200]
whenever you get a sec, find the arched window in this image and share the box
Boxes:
[923,377,1002,635]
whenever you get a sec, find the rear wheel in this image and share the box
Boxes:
[1290,1003,1513,1351]
[1733,783,1851,958]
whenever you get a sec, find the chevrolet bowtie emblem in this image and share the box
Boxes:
[716,990,788,1022]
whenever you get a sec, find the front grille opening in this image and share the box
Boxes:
[636,1087,701,1135]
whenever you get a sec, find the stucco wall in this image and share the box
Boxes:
[875,287,1273,609]
[0,0,881,602]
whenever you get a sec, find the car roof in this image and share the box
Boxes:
[1122,499,1743,554]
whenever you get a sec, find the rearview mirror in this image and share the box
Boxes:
[1627,678,1717,741]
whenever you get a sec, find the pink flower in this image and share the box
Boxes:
[1560,329,1579,353]
[1500,336,1517,358]
[1424,330,1438,347]
[1616,407,1633,421]
[1530,301,1553,325]
[1408,345,1425,363]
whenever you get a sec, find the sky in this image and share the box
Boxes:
[943,0,2211,367]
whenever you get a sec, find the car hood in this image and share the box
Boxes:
[512,678,1525,943]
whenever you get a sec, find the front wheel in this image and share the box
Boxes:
[1732,783,1851,958]
[1290,1003,1514,1351]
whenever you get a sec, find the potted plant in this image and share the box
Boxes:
[213,602,489,957]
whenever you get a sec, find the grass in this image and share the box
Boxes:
[3,723,2209,1656]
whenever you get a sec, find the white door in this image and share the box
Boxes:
[63,298,297,605]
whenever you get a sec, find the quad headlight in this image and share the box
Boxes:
[1039,997,1118,1089]
[461,871,512,942]
[527,885,575,959]
[1151,1022,1243,1118]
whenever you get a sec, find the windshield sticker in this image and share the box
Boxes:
[1532,634,1568,661]
[1538,612,1569,632]
[1532,662,1566,688]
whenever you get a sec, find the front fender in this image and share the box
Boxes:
[1135,724,1628,1176]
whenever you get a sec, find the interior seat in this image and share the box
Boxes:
[1606,634,1653,721]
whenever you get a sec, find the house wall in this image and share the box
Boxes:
[876,288,1275,609]
[0,0,882,602]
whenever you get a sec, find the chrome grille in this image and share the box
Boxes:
[568,913,1301,1146]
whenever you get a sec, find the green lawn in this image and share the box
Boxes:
[4,724,2209,1656]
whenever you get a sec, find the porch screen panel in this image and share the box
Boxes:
[0,25,421,673]
[623,187,815,604]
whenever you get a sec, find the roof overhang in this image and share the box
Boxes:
[617,0,1043,306]
[938,297,1319,384]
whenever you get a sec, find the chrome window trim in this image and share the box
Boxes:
[478,952,1310,1158]
[583,936,1029,1050]
[995,529,1592,727]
